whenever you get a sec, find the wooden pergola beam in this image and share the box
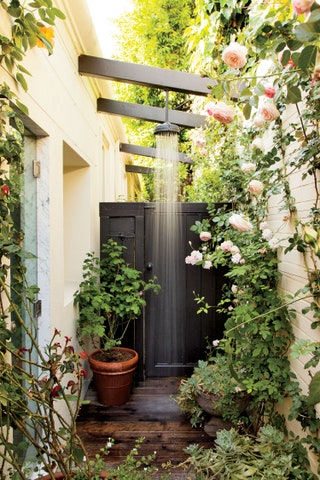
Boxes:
[79,55,216,96]
[98,98,206,128]
[120,143,192,164]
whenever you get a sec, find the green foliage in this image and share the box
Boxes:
[74,239,160,352]
[175,354,250,427]
[181,425,317,479]
[73,438,168,480]
[0,0,65,90]
[113,0,195,199]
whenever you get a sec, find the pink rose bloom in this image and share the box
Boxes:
[229,214,253,232]
[220,240,233,252]
[292,0,314,14]
[195,134,206,147]
[248,179,264,195]
[205,101,235,124]
[185,250,203,265]
[200,231,212,242]
[203,260,213,269]
[259,102,280,122]
[253,114,266,128]
[264,85,276,98]
[222,42,248,69]
[241,162,256,173]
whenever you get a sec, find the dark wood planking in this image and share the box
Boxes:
[76,377,216,469]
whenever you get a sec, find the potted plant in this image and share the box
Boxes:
[175,352,250,428]
[74,239,159,406]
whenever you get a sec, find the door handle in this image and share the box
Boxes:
[146,262,153,271]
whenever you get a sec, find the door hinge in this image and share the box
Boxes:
[33,299,42,317]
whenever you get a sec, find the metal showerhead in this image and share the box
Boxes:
[154,121,180,135]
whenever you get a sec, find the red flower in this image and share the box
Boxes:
[64,336,72,344]
[53,342,61,348]
[54,328,61,335]
[65,345,75,355]
[1,184,10,197]
[79,369,88,378]
[79,351,88,359]
[18,347,31,354]
[52,385,63,398]
[264,86,276,99]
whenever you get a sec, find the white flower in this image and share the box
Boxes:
[262,229,272,240]
[231,284,238,294]
[203,260,213,269]
[230,245,240,255]
[251,138,264,151]
[231,253,242,264]
[241,162,256,173]
[212,339,220,347]
[248,179,264,195]
[268,237,280,249]
[259,221,268,230]
[229,214,253,232]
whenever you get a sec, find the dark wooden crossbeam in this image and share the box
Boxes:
[120,143,192,164]
[79,55,216,96]
[98,98,206,128]
[125,165,154,175]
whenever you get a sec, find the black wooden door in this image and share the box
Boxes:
[100,202,225,379]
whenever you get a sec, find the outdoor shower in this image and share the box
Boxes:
[152,91,183,366]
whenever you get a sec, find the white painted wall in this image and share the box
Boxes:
[265,104,320,475]
[0,0,136,369]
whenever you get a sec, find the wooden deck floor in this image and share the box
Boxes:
[76,377,215,478]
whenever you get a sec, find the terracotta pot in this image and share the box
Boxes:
[196,389,250,417]
[89,347,139,406]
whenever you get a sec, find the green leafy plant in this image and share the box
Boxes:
[180,425,317,479]
[175,352,250,428]
[73,437,169,480]
[74,239,160,352]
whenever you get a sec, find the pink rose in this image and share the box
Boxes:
[248,179,264,195]
[220,240,233,252]
[203,260,213,269]
[194,135,206,147]
[241,162,256,173]
[292,0,314,14]
[222,42,248,69]
[231,253,242,264]
[264,85,276,98]
[200,231,212,242]
[259,102,280,122]
[229,214,253,232]
[205,101,235,124]
[185,250,203,265]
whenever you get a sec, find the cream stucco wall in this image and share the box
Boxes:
[0,0,138,372]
